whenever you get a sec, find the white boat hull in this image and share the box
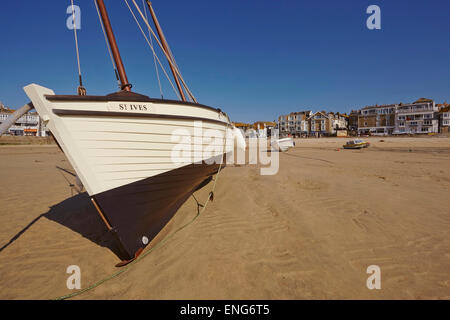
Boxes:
[271,137,294,152]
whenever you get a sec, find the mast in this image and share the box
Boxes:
[96,0,132,91]
[146,1,187,101]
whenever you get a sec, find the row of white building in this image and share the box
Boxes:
[277,98,450,137]
[277,111,348,137]
[0,102,49,136]
[353,99,450,135]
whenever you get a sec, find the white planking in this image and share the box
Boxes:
[25,84,232,195]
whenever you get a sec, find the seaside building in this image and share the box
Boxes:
[0,103,48,136]
[253,121,277,137]
[438,105,450,133]
[358,104,396,136]
[287,113,296,134]
[277,110,348,137]
[276,98,443,137]
[332,112,349,137]
[277,114,289,135]
[308,111,333,137]
[329,112,348,131]
[393,98,439,135]
[348,110,360,134]
[233,121,277,138]
[233,122,251,133]
[286,113,301,134]
[437,103,450,111]
[233,122,252,138]
[277,111,311,136]
[292,111,311,136]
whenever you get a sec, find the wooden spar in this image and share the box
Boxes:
[91,197,113,230]
[96,0,132,91]
[146,1,187,102]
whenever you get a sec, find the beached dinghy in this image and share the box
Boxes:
[343,139,370,149]
[271,137,295,152]
[23,0,244,264]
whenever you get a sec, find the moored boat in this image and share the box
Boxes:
[271,137,295,152]
[343,139,370,149]
[21,0,244,265]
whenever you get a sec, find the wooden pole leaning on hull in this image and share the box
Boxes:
[145,0,187,102]
[90,197,113,231]
[0,102,34,136]
[96,0,132,92]
[91,196,138,265]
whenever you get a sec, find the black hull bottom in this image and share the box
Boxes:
[93,156,226,260]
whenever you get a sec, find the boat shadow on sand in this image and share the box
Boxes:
[0,191,129,261]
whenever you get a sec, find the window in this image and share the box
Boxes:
[398,116,406,120]
[444,120,449,125]
[423,120,432,125]
[421,127,429,132]
[399,122,405,126]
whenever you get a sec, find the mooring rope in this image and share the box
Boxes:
[53,159,226,300]
[142,0,163,99]
[130,0,198,103]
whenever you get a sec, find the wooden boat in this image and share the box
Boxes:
[343,139,370,149]
[22,0,244,265]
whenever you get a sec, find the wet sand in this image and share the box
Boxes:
[0,137,449,299]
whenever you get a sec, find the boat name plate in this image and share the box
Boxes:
[107,102,152,113]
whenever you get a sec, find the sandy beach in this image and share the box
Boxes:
[0,136,449,299]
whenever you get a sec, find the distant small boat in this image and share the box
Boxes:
[343,139,370,149]
[272,137,295,152]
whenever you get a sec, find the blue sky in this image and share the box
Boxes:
[1,0,449,123]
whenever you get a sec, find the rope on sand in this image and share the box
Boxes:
[53,160,225,300]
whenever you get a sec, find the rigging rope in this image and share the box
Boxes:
[93,0,121,89]
[123,0,181,100]
[130,0,198,103]
[145,0,181,85]
[142,0,163,99]
[70,0,86,95]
